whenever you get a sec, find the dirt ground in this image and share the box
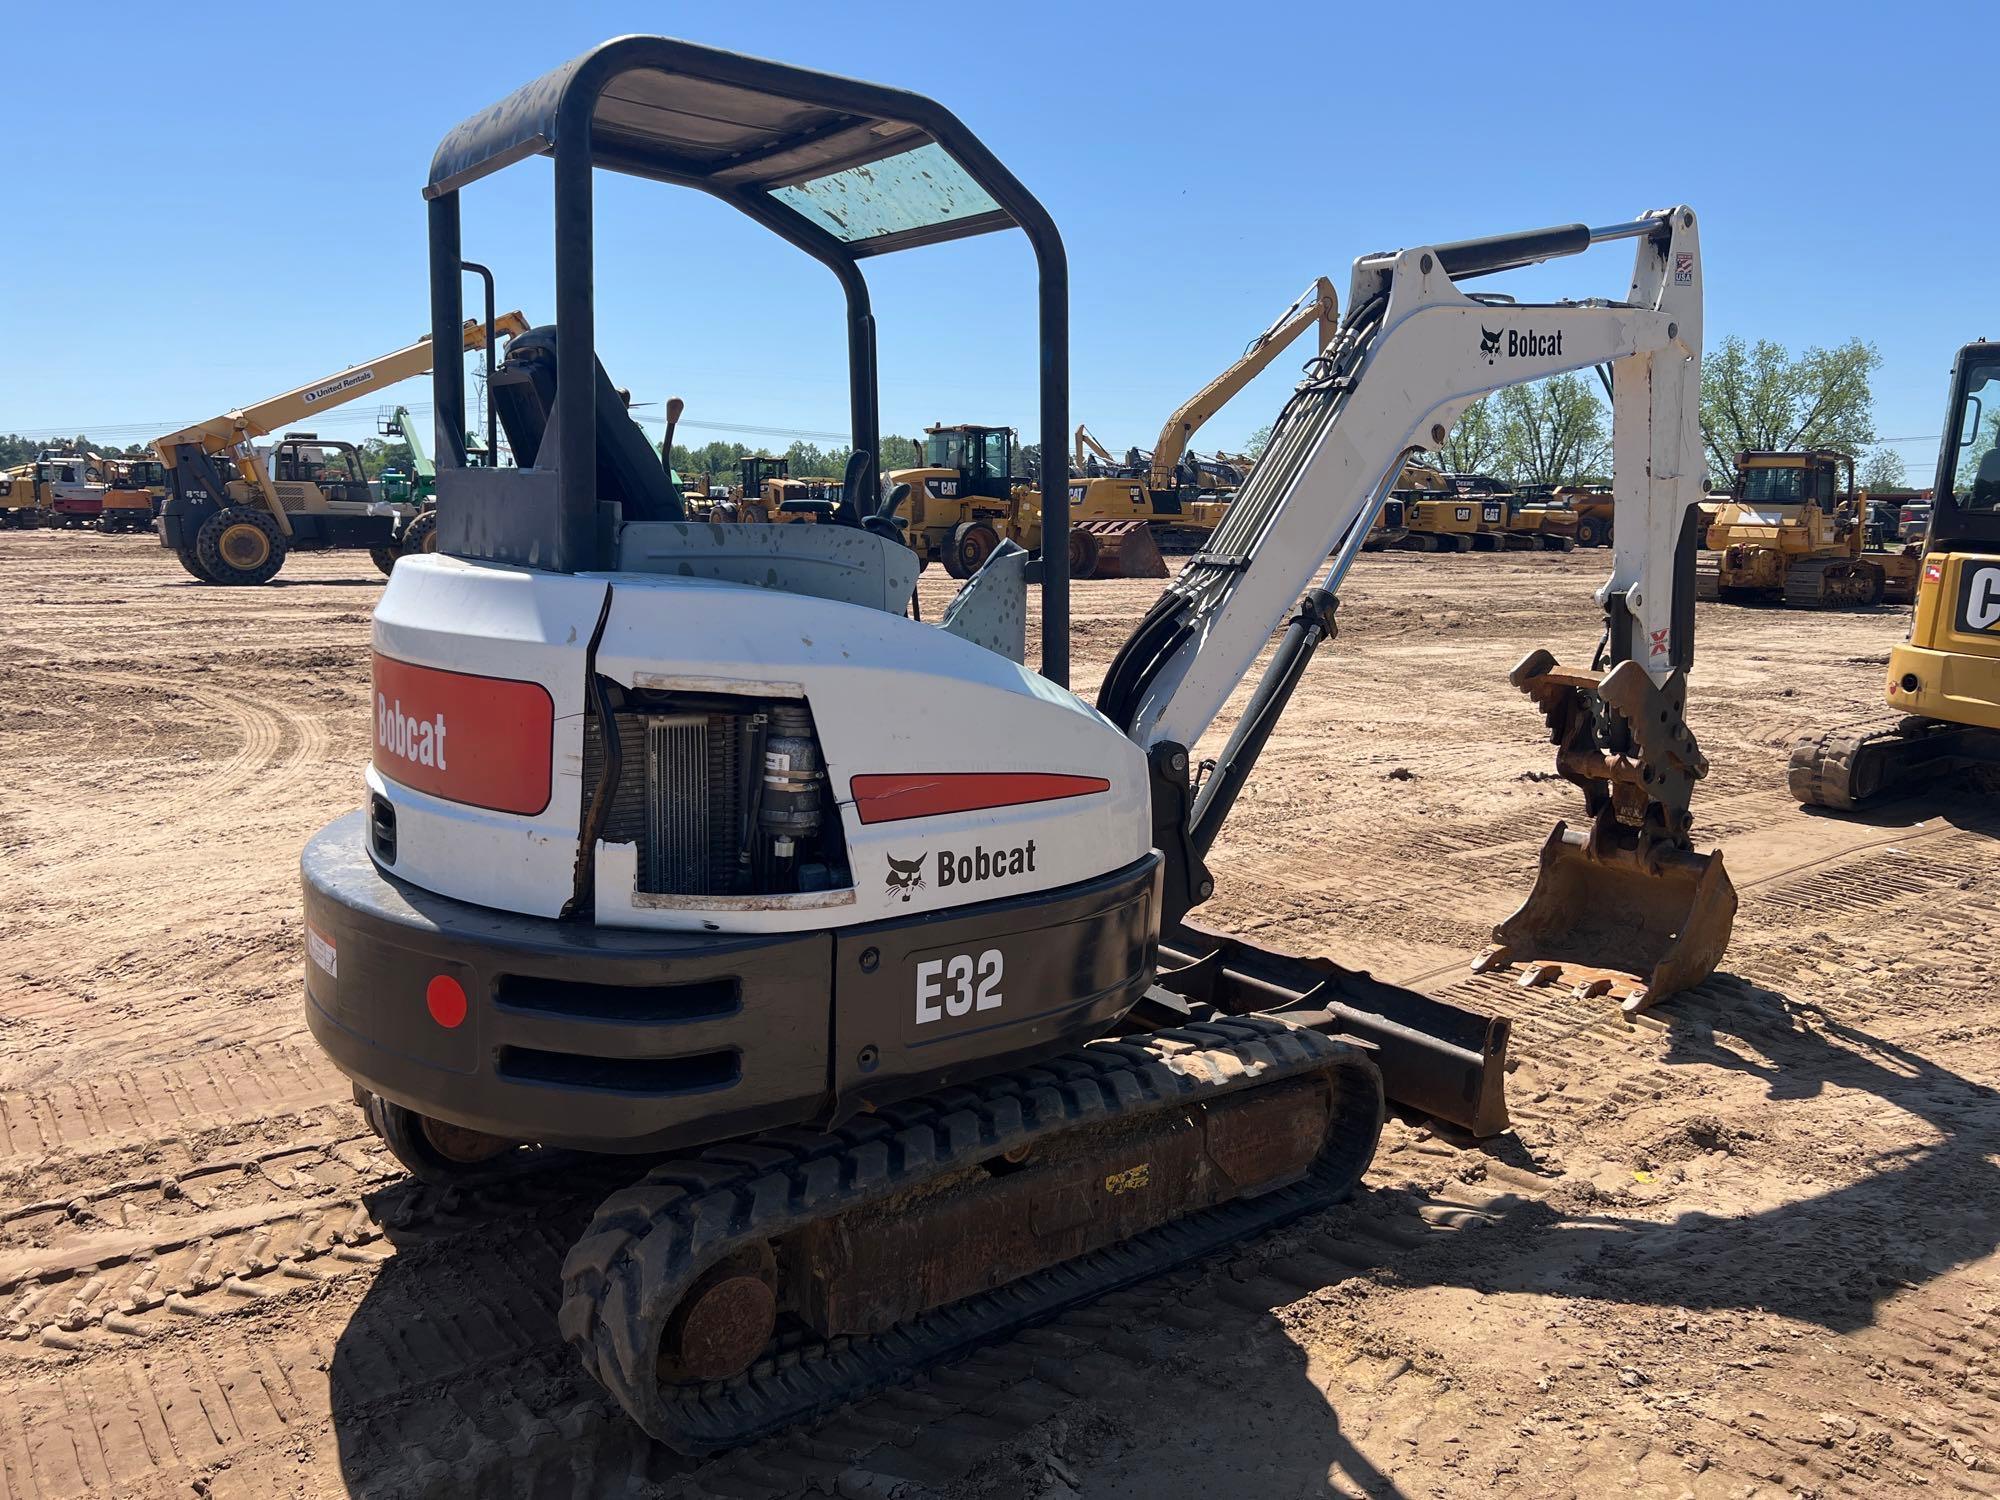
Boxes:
[0,529,1995,1500]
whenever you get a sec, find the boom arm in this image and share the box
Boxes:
[152,310,529,464]
[1148,276,1339,492]
[1073,423,1117,470]
[1106,211,1701,753]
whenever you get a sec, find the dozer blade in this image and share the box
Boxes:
[1485,649,1737,1016]
[1079,518,1168,578]
[1482,821,1737,1015]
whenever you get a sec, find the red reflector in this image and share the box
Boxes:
[849,772,1110,825]
[372,653,554,816]
[426,975,468,1029]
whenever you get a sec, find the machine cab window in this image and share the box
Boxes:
[273,435,370,501]
[1951,352,2000,510]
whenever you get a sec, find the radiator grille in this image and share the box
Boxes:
[646,715,711,894]
[583,709,744,896]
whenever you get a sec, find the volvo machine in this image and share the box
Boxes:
[1696,448,1919,607]
[1791,343,2000,806]
[301,39,1734,1453]
[154,310,527,583]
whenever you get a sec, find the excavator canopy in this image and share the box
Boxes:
[425,39,1030,256]
[422,35,1075,679]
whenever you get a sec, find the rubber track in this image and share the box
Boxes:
[559,1015,1383,1454]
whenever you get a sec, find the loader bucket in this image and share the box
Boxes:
[1481,821,1737,1016]
[1076,519,1168,579]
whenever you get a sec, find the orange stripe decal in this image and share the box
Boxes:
[850,772,1110,825]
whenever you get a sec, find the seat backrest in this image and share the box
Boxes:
[488,325,682,522]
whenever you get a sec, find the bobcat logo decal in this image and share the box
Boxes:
[884,855,926,902]
[1480,327,1503,363]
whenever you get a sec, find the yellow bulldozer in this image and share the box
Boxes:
[1696,448,1919,607]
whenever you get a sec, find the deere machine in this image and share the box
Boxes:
[301,38,1734,1453]
[154,310,526,583]
[1791,342,2000,806]
[1696,448,1919,607]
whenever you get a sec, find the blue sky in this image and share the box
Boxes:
[4,1,1985,480]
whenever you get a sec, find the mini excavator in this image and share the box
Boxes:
[301,38,1734,1452]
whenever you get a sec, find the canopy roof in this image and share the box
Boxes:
[425,37,1022,257]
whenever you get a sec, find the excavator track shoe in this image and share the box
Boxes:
[1493,651,1737,1014]
[1075,519,1168,579]
[559,1015,1382,1453]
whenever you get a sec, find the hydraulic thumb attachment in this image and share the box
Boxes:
[1482,651,1738,1015]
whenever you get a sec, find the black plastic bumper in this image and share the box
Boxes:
[302,812,1160,1155]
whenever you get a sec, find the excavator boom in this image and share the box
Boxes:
[1148,276,1338,492]
[1101,210,1735,1013]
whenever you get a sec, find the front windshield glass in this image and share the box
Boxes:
[1740,466,1807,504]
[1949,354,2000,510]
[925,431,970,470]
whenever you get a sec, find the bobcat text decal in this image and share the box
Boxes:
[370,654,554,816]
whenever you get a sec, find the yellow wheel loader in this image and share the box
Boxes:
[1696,449,1920,608]
[1792,342,2000,806]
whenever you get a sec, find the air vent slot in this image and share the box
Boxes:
[493,974,739,1024]
[495,1046,739,1095]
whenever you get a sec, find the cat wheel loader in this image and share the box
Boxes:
[1792,342,2000,806]
[155,309,525,584]
[300,36,1733,1454]
[1696,448,1920,608]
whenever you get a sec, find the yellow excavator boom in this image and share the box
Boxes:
[1148,276,1338,492]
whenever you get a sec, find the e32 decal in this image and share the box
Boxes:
[915,948,1004,1025]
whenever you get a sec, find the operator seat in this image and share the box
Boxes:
[489,325,683,522]
[1974,446,2000,508]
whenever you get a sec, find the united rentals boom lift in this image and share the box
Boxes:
[1791,342,2000,805]
[300,38,1733,1453]
[154,310,527,584]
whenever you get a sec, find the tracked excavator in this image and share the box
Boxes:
[300,38,1734,1453]
[1791,341,2000,806]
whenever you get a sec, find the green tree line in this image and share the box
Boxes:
[0,434,154,468]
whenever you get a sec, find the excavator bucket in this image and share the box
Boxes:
[1074,519,1168,579]
[1478,651,1738,1016]
[1481,822,1736,1016]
